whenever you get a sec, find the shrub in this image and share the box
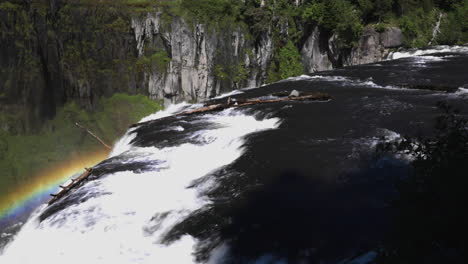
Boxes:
[398,8,438,47]
[278,40,304,80]
[303,0,364,48]
[436,1,468,45]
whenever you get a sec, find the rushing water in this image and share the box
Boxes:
[1,46,468,264]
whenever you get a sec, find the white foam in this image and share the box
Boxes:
[110,102,202,157]
[443,87,468,99]
[409,55,446,67]
[1,109,281,264]
[285,74,377,83]
[309,75,352,82]
[360,80,404,90]
[109,131,137,157]
[284,74,314,81]
[164,126,185,132]
[139,102,198,123]
[307,75,405,91]
[387,45,468,60]
[456,87,468,94]
[214,90,244,99]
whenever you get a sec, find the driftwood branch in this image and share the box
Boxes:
[130,92,331,128]
[48,168,94,205]
[183,93,331,115]
[75,122,112,150]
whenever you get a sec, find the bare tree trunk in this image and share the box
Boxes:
[75,122,112,149]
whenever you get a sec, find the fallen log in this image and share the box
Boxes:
[130,92,331,128]
[48,168,94,206]
[182,94,330,114]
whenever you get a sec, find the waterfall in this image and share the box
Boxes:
[0,105,280,264]
[429,12,443,46]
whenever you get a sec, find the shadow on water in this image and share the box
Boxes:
[164,132,411,263]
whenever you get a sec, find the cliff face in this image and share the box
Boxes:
[346,27,404,66]
[131,13,273,102]
[130,15,403,102]
[0,0,403,131]
[1,0,144,131]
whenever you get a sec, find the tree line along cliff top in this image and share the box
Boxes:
[1,0,466,47]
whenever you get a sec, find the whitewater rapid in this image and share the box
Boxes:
[387,45,468,60]
[0,104,280,264]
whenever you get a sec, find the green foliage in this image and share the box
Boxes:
[105,17,130,33]
[278,40,304,80]
[134,50,171,73]
[0,1,20,11]
[93,93,164,141]
[239,4,273,38]
[150,50,171,71]
[302,2,326,25]
[176,0,241,27]
[434,0,465,10]
[375,23,387,33]
[373,0,394,22]
[398,8,438,47]
[436,1,468,44]
[214,65,229,80]
[266,64,281,84]
[267,40,304,83]
[0,94,163,197]
[357,0,375,20]
[299,0,465,48]
[0,1,40,79]
[303,0,364,47]
[214,63,249,88]
[232,63,249,85]
[55,1,164,87]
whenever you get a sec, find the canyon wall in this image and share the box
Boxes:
[0,0,403,131]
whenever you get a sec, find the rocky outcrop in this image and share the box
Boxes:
[131,14,273,103]
[300,26,404,73]
[380,27,404,48]
[301,27,333,73]
[345,27,404,66]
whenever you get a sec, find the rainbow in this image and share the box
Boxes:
[0,149,109,223]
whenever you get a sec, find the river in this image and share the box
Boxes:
[1,45,467,264]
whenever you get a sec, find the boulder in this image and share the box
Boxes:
[289,90,300,97]
[346,26,404,66]
[301,27,333,73]
[380,27,404,48]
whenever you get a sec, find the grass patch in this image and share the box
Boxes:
[0,93,163,196]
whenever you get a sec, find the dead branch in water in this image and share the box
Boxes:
[182,93,331,115]
[48,167,93,205]
[75,122,112,149]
